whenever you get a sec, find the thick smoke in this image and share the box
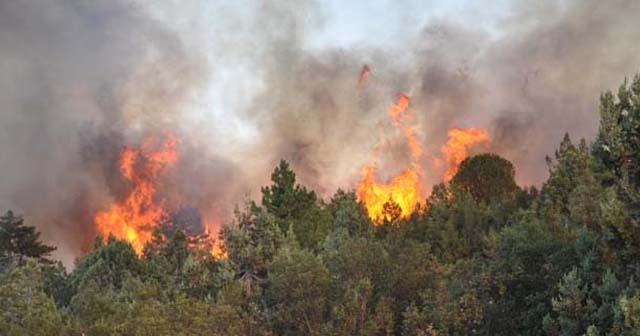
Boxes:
[240,0,640,189]
[1,0,640,265]
[0,0,233,265]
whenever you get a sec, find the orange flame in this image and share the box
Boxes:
[389,93,410,125]
[211,241,227,259]
[357,94,423,222]
[441,127,490,182]
[357,165,421,222]
[202,218,226,258]
[94,134,178,254]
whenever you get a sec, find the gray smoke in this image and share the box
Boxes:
[240,0,640,189]
[0,0,231,266]
[1,0,640,265]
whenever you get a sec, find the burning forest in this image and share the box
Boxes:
[94,134,179,254]
[3,1,640,335]
[356,92,491,221]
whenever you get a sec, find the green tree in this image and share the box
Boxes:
[215,278,270,336]
[592,75,640,188]
[0,210,55,265]
[540,135,592,222]
[367,296,395,336]
[324,278,374,335]
[567,162,601,230]
[322,234,392,303]
[389,240,440,319]
[70,277,165,335]
[484,220,577,335]
[164,229,190,274]
[620,291,640,335]
[413,258,485,335]
[451,153,519,204]
[424,185,493,260]
[328,189,372,237]
[42,261,73,308]
[221,204,284,296]
[401,304,438,336]
[543,268,591,336]
[0,260,65,335]
[266,246,331,335]
[71,235,142,291]
[261,160,332,250]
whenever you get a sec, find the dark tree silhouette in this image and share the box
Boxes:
[451,153,519,203]
[0,210,55,265]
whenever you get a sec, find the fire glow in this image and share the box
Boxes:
[94,134,177,254]
[356,93,492,222]
[357,94,423,222]
[441,127,491,182]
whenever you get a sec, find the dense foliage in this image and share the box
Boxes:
[4,75,640,335]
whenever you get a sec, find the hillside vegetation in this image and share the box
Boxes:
[3,76,640,335]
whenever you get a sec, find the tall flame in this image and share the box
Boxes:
[441,127,490,182]
[94,134,178,253]
[357,94,423,222]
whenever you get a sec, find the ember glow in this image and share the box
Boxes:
[94,134,178,254]
[357,94,424,222]
[442,127,491,182]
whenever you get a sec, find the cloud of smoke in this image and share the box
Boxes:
[1,0,640,265]
[241,0,640,189]
[0,0,226,265]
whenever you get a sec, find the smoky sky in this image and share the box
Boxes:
[0,0,231,265]
[241,0,640,189]
[1,0,640,265]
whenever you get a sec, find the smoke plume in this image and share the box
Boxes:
[1,0,640,265]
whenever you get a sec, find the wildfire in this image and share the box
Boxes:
[355,86,492,222]
[94,134,178,254]
[441,127,490,182]
[357,164,421,222]
[357,93,423,222]
[203,218,227,258]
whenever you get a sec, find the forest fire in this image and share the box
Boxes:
[357,94,423,222]
[442,127,491,182]
[2,2,636,334]
[356,91,492,222]
[357,165,421,222]
[94,134,178,254]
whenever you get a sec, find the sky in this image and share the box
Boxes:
[310,0,509,48]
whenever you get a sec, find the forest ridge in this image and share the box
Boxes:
[3,76,640,335]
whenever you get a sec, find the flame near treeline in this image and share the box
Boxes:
[94,134,178,254]
[4,0,639,267]
[93,133,224,256]
[93,69,493,250]
[356,92,490,222]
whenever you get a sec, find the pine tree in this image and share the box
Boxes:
[266,245,331,335]
[0,210,55,266]
[261,160,331,250]
[545,268,591,336]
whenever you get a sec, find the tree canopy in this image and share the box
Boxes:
[451,153,519,204]
[4,74,640,335]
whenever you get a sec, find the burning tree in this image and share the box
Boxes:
[357,94,424,222]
